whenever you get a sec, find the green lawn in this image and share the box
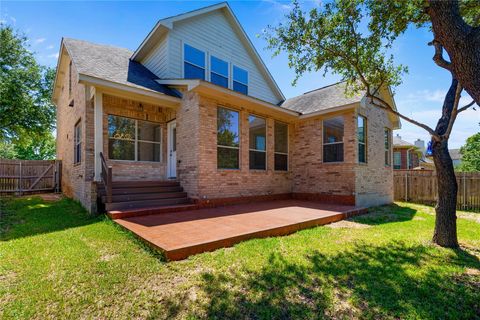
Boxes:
[1,197,479,319]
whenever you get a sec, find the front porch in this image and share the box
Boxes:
[114,199,367,260]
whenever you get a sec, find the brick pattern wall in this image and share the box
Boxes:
[102,94,176,181]
[291,111,356,202]
[354,98,394,207]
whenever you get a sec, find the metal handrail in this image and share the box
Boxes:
[100,152,112,203]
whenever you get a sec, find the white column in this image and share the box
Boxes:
[94,89,103,181]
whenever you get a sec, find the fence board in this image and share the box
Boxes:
[0,159,61,196]
[394,170,480,211]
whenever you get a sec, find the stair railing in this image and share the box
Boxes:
[100,152,112,203]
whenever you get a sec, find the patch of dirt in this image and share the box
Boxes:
[327,220,370,229]
[36,194,63,202]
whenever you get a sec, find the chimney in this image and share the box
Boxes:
[396,134,401,139]
[415,138,426,155]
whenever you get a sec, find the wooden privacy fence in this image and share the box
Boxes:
[394,170,480,211]
[0,159,61,196]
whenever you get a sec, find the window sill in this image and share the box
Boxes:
[73,162,81,167]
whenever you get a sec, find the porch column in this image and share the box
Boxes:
[94,89,103,181]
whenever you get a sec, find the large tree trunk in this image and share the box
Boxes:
[430,77,459,247]
[427,0,480,105]
[431,139,458,247]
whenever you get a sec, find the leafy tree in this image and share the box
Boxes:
[0,24,56,141]
[265,0,479,247]
[458,132,480,172]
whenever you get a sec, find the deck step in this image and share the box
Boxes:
[101,192,187,203]
[108,203,199,219]
[108,180,180,188]
[105,197,190,212]
[98,186,183,196]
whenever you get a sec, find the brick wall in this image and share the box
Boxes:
[354,98,394,207]
[102,94,176,181]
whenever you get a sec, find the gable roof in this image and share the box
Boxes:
[281,82,363,115]
[59,38,179,98]
[131,2,285,101]
[393,135,415,148]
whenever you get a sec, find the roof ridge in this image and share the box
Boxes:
[63,37,133,53]
[302,81,346,95]
[158,1,228,24]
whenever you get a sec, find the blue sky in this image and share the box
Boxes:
[2,0,478,148]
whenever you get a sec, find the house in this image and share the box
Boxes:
[449,149,462,167]
[52,2,400,214]
[392,135,424,170]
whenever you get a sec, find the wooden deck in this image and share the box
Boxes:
[114,200,367,260]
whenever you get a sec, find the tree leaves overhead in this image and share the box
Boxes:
[0,25,56,141]
[458,132,480,172]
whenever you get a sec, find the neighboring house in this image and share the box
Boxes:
[52,2,400,214]
[449,149,462,167]
[392,135,423,170]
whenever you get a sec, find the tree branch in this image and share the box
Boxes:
[443,83,463,139]
[457,100,476,114]
[428,40,452,72]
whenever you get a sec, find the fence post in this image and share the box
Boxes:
[19,161,23,196]
[463,171,466,210]
[405,171,408,202]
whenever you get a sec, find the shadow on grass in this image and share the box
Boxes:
[0,196,100,241]
[188,241,480,319]
[351,203,419,226]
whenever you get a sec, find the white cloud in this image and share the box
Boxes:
[34,38,46,44]
[47,52,59,59]
[46,45,54,50]
[262,0,293,12]
[10,16,16,25]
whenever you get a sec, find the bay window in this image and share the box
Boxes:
[108,115,161,162]
[184,44,205,80]
[249,115,266,170]
[217,107,240,169]
[274,121,288,171]
[323,116,344,162]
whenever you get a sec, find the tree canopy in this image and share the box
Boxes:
[458,132,480,172]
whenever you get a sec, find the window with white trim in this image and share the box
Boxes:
[184,44,205,80]
[323,116,344,162]
[393,151,401,169]
[74,120,81,164]
[249,115,266,170]
[233,65,248,95]
[384,128,391,166]
[217,107,240,169]
[210,56,228,88]
[274,121,288,171]
[358,115,367,163]
[108,115,161,162]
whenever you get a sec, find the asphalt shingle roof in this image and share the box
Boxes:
[63,38,179,97]
[393,135,414,147]
[280,82,363,115]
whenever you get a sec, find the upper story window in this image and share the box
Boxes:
[184,44,205,80]
[233,65,248,95]
[217,107,240,169]
[384,128,391,166]
[323,116,344,163]
[74,120,81,164]
[358,115,367,163]
[210,56,228,88]
[274,121,288,171]
[249,115,266,170]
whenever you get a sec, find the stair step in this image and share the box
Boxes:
[108,180,179,188]
[98,186,183,196]
[102,192,187,203]
[108,203,199,219]
[105,197,190,211]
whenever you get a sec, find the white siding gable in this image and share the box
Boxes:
[140,9,282,105]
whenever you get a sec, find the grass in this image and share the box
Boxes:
[0,196,479,319]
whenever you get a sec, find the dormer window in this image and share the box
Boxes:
[184,44,205,80]
[233,66,248,95]
[210,56,228,88]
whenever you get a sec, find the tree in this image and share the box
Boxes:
[458,132,480,172]
[0,25,56,141]
[265,0,479,247]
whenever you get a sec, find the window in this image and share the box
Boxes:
[233,65,248,95]
[210,56,228,88]
[384,128,391,166]
[358,115,367,163]
[69,61,72,97]
[217,107,240,169]
[108,115,161,162]
[249,115,266,170]
[393,151,401,169]
[274,121,288,171]
[74,120,81,164]
[184,44,205,80]
[323,116,344,162]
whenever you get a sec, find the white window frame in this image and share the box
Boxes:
[274,121,288,171]
[210,55,229,88]
[74,119,81,164]
[217,106,240,170]
[358,115,367,164]
[248,114,267,171]
[108,115,162,163]
[232,65,249,94]
[322,116,345,163]
[393,151,402,169]
[183,43,206,80]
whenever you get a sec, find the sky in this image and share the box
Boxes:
[1,0,478,148]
